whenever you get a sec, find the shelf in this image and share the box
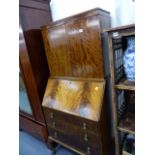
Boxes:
[118,127,135,135]
[115,79,135,91]
[118,112,135,134]
[122,150,132,155]
[109,25,135,155]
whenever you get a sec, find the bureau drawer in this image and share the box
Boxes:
[43,107,100,133]
[47,118,101,146]
[48,127,103,155]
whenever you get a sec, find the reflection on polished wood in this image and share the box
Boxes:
[66,16,103,77]
[42,8,111,78]
[42,77,105,121]
[42,17,103,78]
[42,25,72,76]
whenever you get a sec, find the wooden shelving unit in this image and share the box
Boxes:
[115,79,135,91]
[104,24,135,155]
[118,127,135,135]
[118,112,135,134]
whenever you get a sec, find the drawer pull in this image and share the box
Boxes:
[84,134,88,142]
[54,132,57,138]
[52,122,56,128]
[51,112,54,119]
[83,123,87,130]
[87,147,91,154]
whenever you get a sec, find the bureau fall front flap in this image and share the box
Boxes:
[42,77,105,121]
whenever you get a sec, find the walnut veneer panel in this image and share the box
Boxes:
[66,16,103,77]
[42,25,72,76]
[42,77,105,121]
[42,8,110,78]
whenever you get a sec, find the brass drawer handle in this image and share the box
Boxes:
[54,131,57,138]
[52,122,56,128]
[87,147,91,154]
[83,122,87,130]
[51,112,54,119]
[84,134,88,142]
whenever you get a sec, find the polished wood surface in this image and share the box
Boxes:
[43,100,110,154]
[43,107,100,133]
[42,77,105,121]
[47,115,100,137]
[24,30,50,100]
[47,117,102,148]
[41,8,111,154]
[48,127,102,155]
[42,76,110,155]
[66,16,103,77]
[19,0,52,142]
[42,8,111,78]
[42,25,72,76]
[19,23,45,123]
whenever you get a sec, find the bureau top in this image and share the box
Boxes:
[42,7,110,30]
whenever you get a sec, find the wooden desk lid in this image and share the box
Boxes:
[42,77,105,121]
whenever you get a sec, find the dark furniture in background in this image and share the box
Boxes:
[41,8,112,155]
[19,0,52,141]
[103,25,135,155]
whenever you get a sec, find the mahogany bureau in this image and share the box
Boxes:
[42,77,109,155]
[41,8,112,155]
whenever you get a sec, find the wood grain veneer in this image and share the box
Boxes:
[42,77,105,121]
[41,8,112,154]
[42,8,111,78]
[42,76,111,154]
